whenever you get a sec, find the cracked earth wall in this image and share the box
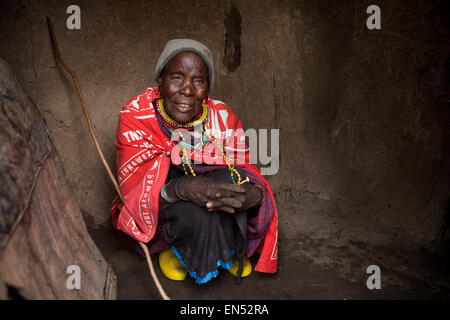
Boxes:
[0,0,448,242]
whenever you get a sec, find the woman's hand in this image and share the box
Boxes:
[214,183,263,212]
[177,176,244,213]
[177,176,263,214]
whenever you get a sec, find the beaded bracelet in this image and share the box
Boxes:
[160,179,178,203]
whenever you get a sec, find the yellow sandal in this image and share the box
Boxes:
[158,248,187,281]
[228,257,252,278]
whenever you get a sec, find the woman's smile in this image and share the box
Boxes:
[175,103,194,113]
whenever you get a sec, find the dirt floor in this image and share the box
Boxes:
[88,193,450,300]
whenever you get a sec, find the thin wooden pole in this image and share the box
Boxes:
[46,17,170,300]
[46,17,122,201]
[139,242,170,300]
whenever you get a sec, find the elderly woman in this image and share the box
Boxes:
[111,39,278,284]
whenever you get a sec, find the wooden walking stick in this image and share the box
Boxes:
[46,17,170,300]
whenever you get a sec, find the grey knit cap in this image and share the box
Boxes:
[154,39,214,89]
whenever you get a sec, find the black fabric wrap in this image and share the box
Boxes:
[159,166,248,282]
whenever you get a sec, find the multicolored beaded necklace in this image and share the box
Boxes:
[156,98,208,130]
[156,98,248,185]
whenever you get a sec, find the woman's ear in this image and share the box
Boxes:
[157,76,162,86]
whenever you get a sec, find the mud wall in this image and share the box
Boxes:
[0,0,448,241]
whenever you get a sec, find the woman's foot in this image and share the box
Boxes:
[158,248,187,281]
[228,257,252,278]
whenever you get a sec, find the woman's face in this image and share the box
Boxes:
[158,52,209,124]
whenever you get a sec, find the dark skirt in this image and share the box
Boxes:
[159,166,248,284]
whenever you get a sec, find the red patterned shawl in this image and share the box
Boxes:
[111,87,278,273]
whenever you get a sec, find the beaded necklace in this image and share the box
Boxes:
[157,98,248,185]
[156,98,208,129]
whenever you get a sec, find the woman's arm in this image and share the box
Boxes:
[159,176,263,214]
